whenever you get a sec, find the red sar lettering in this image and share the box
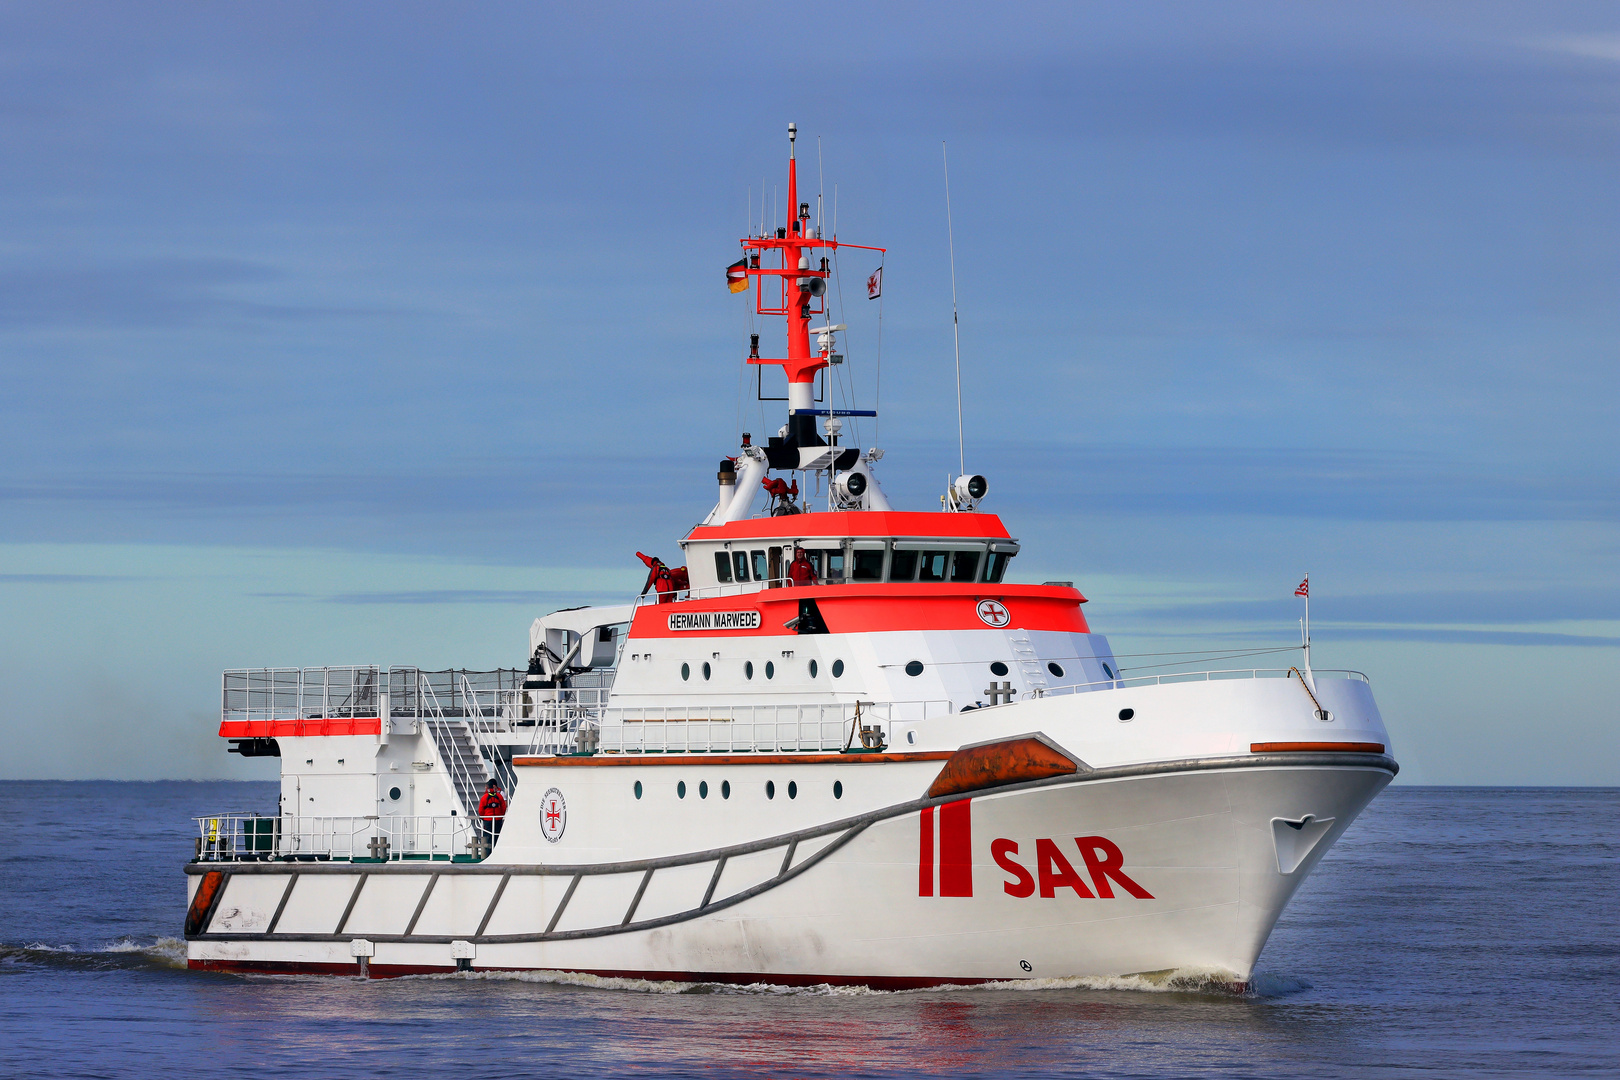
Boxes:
[992,836,1154,899]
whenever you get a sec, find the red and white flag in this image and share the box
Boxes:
[866,265,883,299]
[1295,576,1309,598]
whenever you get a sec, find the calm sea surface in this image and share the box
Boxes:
[1,782,1616,1078]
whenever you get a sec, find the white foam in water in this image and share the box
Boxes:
[408,965,1308,998]
[99,936,188,965]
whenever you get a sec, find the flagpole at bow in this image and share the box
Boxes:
[1296,574,1314,689]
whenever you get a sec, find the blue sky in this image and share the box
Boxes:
[1,3,1615,782]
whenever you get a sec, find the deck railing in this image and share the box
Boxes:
[193,813,481,863]
[525,699,955,755]
[1031,667,1369,699]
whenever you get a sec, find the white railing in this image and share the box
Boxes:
[221,666,385,725]
[221,667,534,730]
[1033,667,1370,700]
[526,700,955,755]
[194,814,481,862]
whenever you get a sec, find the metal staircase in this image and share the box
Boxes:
[420,680,492,817]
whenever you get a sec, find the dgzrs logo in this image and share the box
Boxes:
[975,599,1011,628]
[539,787,567,843]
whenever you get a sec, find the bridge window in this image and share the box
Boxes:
[917,551,950,582]
[851,546,886,581]
[951,550,982,582]
[733,551,750,581]
[890,549,919,581]
[984,550,1014,583]
[714,552,733,583]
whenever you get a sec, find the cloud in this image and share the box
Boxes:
[1534,34,1620,62]
[327,589,609,605]
[0,572,142,583]
[0,258,392,330]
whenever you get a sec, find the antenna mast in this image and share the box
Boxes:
[943,142,965,477]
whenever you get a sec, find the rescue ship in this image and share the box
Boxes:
[185,126,1397,987]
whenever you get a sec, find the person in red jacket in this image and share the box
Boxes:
[477,779,507,854]
[788,547,818,587]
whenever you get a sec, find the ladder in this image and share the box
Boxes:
[419,677,492,818]
[1008,631,1048,698]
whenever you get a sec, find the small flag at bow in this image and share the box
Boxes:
[1295,576,1309,598]
[726,258,748,294]
[866,265,883,299]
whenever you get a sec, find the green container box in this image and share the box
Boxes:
[247,817,278,853]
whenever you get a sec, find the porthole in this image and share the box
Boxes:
[905,660,924,677]
[703,662,712,680]
[906,731,916,744]
[699,780,709,799]
[1102,663,1116,680]
[990,661,1009,677]
[745,661,754,680]
[766,780,776,800]
[681,662,690,681]
[388,787,401,801]
[1047,662,1065,678]
[833,780,843,799]
[809,659,818,678]
[788,780,798,799]
[722,780,731,799]
[1118,708,1135,722]
[832,659,844,678]
[634,780,643,799]
[765,661,775,679]
[678,780,687,799]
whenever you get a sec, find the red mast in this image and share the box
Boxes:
[741,124,883,460]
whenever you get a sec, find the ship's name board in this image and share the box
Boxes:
[667,610,761,632]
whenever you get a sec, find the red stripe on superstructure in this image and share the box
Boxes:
[938,799,973,897]
[687,510,1012,543]
[918,805,935,897]
[218,718,382,738]
[631,583,1088,638]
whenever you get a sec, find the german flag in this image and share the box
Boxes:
[727,258,749,293]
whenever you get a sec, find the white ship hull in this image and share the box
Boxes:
[187,677,1395,986]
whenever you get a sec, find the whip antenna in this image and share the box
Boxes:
[943,142,964,477]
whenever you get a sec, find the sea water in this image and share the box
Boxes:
[1,782,1615,1078]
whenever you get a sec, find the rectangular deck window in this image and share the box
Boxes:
[851,545,886,581]
[951,549,982,582]
[714,551,733,583]
[733,551,751,581]
[917,551,950,582]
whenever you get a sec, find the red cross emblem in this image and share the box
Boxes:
[539,787,567,843]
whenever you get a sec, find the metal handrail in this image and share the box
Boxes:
[1032,667,1370,699]
[193,813,480,862]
